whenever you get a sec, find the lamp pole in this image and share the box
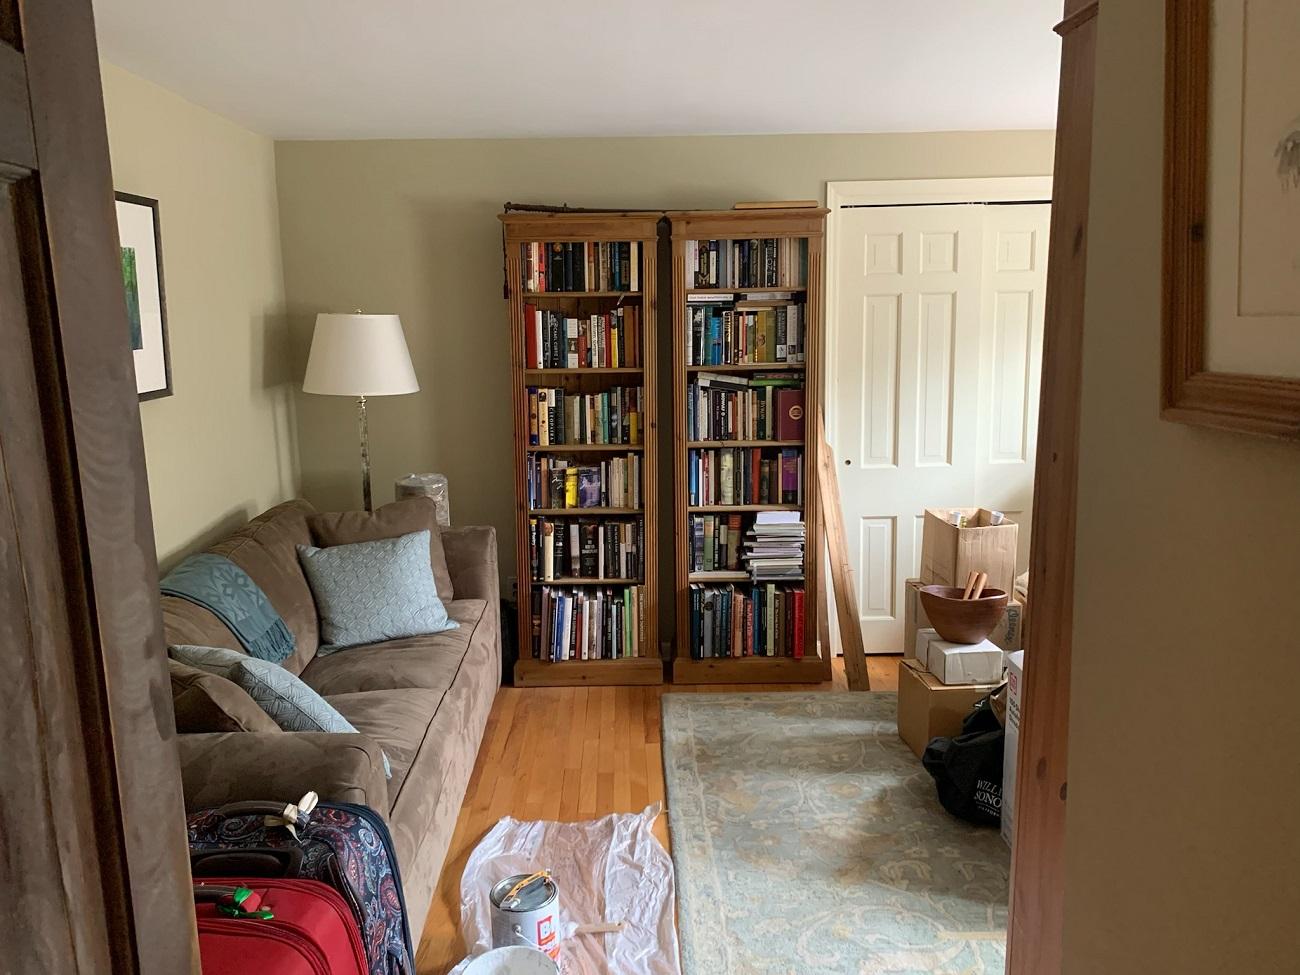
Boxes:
[357,394,372,512]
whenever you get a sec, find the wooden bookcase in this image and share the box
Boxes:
[667,209,831,683]
[501,212,664,686]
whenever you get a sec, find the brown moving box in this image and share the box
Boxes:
[919,507,1018,597]
[897,658,1002,759]
[903,577,932,658]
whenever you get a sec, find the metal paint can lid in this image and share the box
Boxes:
[491,873,558,913]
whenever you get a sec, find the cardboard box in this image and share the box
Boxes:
[897,658,1002,760]
[927,637,1005,685]
[919,508,1019,597]
[913,627,939,669]
[1001,650,1025,847]
[902,578,932,657]
[988,597,1024,653]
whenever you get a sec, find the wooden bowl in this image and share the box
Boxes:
[918,585,1009,644]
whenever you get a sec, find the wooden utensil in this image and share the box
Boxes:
[970,572,988,600]
[962,570,980,600]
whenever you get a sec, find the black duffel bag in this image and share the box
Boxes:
[921,688,1006,827]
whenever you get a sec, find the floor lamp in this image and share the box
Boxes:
[303,312,419,511]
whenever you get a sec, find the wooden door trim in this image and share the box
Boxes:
[1004,4,1099,974]
[1,0,199,970]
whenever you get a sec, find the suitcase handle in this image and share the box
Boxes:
[192,885,273,920]
[190,846,304,879]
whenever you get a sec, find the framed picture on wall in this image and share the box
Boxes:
[114,192,172,400]
[1163,0,1300,438]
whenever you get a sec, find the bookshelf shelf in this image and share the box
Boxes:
[523,290,643,299]
[686,362,805,373]
[528,507,641,516]
[527,443,644,453]
[503,211,663,686]
[687,439,804,448]
[669,208,830,684]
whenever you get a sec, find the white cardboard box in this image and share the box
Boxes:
[1001,649,1025,847]
[913,627,939,666]
[927,638,1005,686]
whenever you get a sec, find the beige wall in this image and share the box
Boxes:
[102,64,299,567]
[274,130,1056,602]
[1061,3,1300,972]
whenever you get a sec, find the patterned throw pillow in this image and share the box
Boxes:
[296,529,457,655]
[170,644,390,778]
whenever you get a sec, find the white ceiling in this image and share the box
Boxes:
[93,0,1061,140]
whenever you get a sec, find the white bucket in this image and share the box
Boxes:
[463,945,559,975]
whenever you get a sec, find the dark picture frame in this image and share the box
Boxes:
[1163,0,1300,439]
[114,191,172,400]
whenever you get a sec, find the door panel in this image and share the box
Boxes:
[831,202,1050,652]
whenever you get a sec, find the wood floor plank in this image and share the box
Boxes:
[416,656,900,972]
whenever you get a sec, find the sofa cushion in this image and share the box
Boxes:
[297,530,457,654]
[324,689,442,803]
[206,499,321,675]
[298,599,485,697]
[309,497,454,602]
[169,659,281,734]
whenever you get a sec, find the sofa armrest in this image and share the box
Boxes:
[442,525,500,606]
[177,732,389,813]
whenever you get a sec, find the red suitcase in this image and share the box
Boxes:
[195,878,367,975]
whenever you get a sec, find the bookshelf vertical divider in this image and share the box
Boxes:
[667,209,831,683]
[501,211,664,687]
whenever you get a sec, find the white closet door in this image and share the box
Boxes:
[829,202,1049,652]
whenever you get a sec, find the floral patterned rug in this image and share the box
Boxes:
[661,692,1008,975]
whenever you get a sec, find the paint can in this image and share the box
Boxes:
[490,871,560,962]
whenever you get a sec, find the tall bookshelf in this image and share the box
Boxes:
[667,209,831,683]
[501,212,664,687]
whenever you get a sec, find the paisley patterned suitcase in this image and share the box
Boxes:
[187,794,414,975]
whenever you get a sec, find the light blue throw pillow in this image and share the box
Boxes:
[296,529,457,655]
[169,644,390,778]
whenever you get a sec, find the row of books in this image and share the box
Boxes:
[687,582,806,659]
[687,447,803,506]
[526,454,641,511]
[744,511,806,581]
[687,373,804,442]
[522,241,641,293]
[527,386,644,446]
[687,238,807,290]
[532,585,645,660]
[685,300,805,366]
[529,517,644,581]
[690,513,743,573]
[523,304,642,370]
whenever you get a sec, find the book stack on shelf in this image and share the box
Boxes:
[670,208,827,683]
[743,511,806,581]
[503,212,662,687]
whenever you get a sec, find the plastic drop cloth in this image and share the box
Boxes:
[450,805,680,975]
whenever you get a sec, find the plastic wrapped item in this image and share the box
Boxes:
[451,805,680,975]
[395,472,450,526]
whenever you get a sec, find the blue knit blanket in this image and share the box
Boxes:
[161,553,295,663]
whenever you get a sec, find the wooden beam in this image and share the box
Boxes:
[816,410,870,691]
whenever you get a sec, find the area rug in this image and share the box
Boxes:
[662,692,1008,975]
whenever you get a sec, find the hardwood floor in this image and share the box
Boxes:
[415,654,903,973]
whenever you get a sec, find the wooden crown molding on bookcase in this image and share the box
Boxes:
[500,211,665,686]
[666,208,831,684]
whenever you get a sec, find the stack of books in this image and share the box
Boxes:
[687,582,805,659]
[686,238,807,289]
[523,241,640,293]
[685,298,805,366]
[526,454,641,510]
[532,585,645,660]
[743,511,805,581]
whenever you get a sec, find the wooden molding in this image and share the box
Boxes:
[1161,0,1300,439]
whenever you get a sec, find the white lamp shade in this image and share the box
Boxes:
[303,313,420,396]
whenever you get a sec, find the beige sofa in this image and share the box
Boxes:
[165,498,499,943]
